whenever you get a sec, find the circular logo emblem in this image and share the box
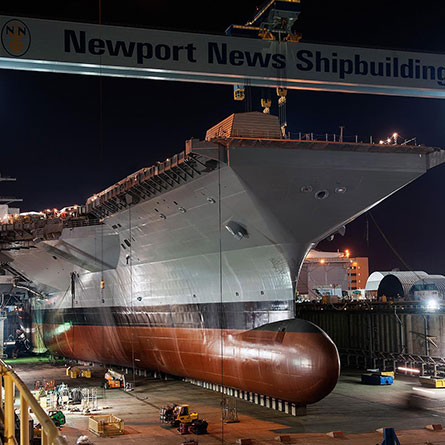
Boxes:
[1,19,31,57]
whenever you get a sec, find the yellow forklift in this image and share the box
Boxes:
[160,404,208,434]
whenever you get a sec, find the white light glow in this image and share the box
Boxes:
[426,298,440,311]
[398,366,421,374]
[412,386,436,395]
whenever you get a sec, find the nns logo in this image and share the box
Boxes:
[1,19,31,57]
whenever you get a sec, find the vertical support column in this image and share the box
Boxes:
[0,374,3,415]
[0,315,5,359]
[424,315,430,357]
[20,394,29,445]
[41,430,48,445]
[4,374,15,445]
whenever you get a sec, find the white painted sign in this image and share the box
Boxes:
[2,15,445,98]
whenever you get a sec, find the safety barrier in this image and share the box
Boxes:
[0,359,67,445]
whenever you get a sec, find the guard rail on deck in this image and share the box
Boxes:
[288,132,418,146]
[0,359,67,445]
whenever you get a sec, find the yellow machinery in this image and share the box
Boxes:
[227,0,302,123]
[81,369,92,378]
[66,366,80,378]
[66,366,91,378]
[175,405,198,425]
[104,369,125,389]
[233,84,245,101]
[160,404,198,427]
[419,376,445,388]
[261,98,272,114]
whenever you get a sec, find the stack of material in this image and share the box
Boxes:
[206,112,282,141]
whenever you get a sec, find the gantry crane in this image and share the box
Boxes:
[227,0,302,136]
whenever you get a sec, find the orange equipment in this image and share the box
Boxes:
[104,369,125,389]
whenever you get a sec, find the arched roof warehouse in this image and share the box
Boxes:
[409,276,445,299]
[365,271,390,291]
[377,271,429,299]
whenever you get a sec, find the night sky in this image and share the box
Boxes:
[0,1,444,274]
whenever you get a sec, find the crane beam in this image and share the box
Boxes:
[1,16,445,98]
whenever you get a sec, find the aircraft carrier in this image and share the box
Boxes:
[1,112,444,406]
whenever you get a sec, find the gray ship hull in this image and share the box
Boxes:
[2,112,444,403]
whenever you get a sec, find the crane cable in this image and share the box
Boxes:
[368,211,426,282]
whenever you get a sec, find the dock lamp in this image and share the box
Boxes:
[425,298,440,311]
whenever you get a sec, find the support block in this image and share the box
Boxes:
[236,439,253,445]
[327,431,344,438]
[275,435,291,442]
[284,401,289,414]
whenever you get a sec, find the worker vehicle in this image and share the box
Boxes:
[160,404,198,427]
[104,369,125,389]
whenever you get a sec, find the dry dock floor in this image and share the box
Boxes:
[10,360,445,444]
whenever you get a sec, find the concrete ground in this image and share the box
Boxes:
[10,360,445,444]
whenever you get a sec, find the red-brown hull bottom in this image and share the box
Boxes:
[38,322,339,405]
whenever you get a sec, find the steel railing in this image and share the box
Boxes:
[0,359,67,445]
[288,132,418,146]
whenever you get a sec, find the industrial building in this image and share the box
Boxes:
[365,271,445,300]
[297,249,369,300]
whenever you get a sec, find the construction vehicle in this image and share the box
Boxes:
[160,404,208,434]
[66,366,92,379]
[66,366,80,378]
[227,1,300,133]
[81,369,92,378]
[160,404,198,427]
[104,369,125,389]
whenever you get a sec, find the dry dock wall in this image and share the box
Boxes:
[297,304,445,373]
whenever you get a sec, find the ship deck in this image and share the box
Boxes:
[11,359,445,444]
[219,136,441,154]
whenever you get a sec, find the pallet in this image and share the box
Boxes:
[88,414,124,437]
